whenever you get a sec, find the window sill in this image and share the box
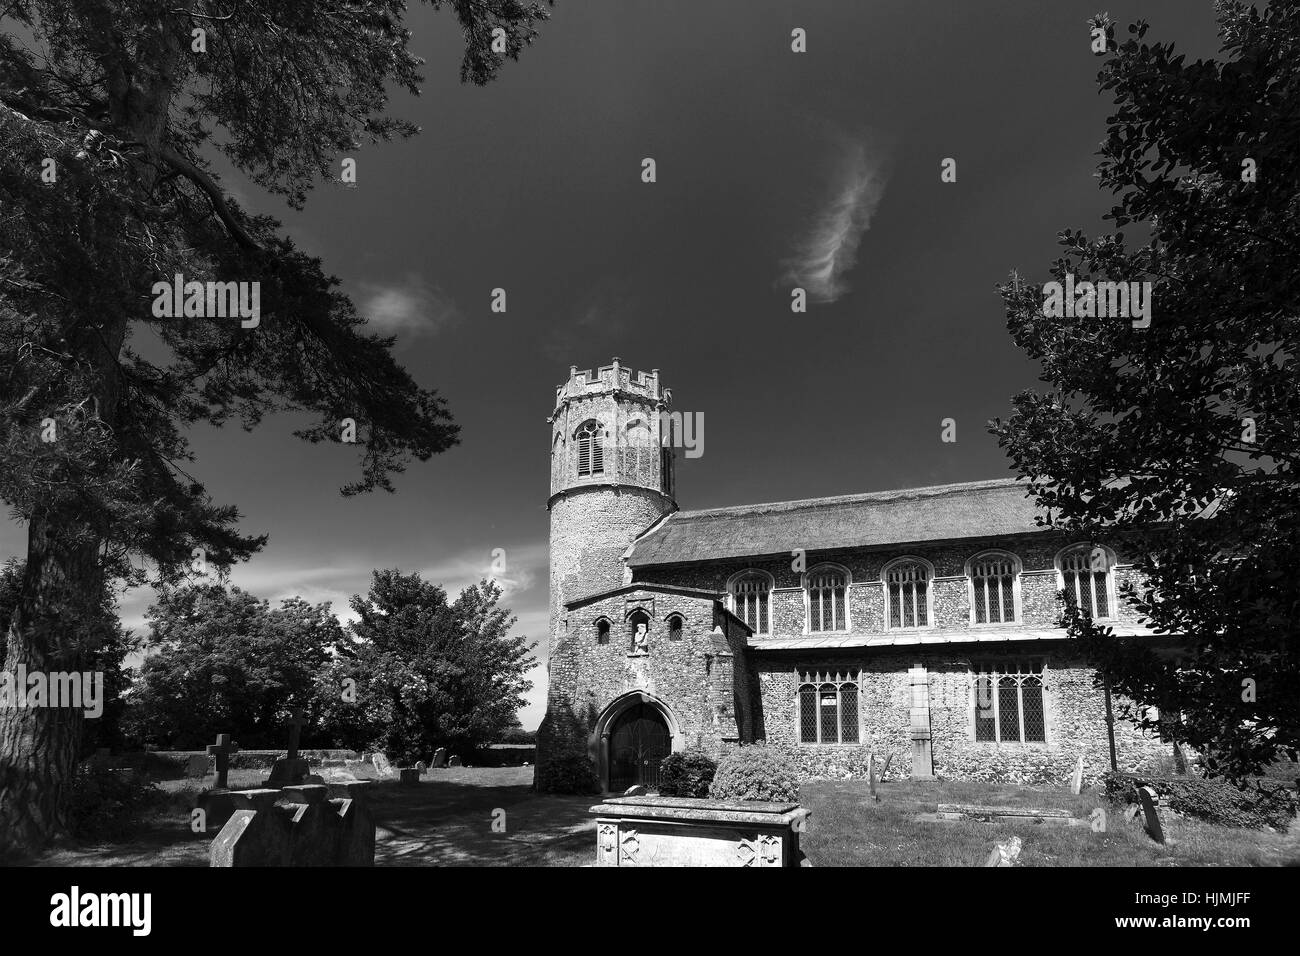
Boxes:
[970,741,1050,748]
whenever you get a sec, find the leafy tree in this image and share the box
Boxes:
[994,3,1300,781]
[0,0,554,851]
[319,570,534,763]
[124,581,342,749]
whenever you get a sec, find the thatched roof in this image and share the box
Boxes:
[626,478,1047,568]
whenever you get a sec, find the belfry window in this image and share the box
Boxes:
[575,420,605,477]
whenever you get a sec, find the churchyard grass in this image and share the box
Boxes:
[21,767,1297,867]
[798,778,1300,866]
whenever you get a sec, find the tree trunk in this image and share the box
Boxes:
[0,517,99,856]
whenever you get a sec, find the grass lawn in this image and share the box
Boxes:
[798,778,1300,866]
[21,767,1298,867]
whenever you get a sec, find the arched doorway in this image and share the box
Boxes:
[607,702,671,792]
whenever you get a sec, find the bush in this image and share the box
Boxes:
[1103,771,1296,831]
[67,767,166,840]
[658,749,717,797]
[536,750,599,794]
[709,744,800,802]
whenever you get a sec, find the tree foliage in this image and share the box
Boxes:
[994,3,1300,780]
[124,581,341,749]
[318,570,535,763]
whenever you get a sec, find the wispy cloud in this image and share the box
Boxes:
[782,135,890,304]
[357,274,461,338]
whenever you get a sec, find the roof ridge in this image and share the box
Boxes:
[670,477,1028,520]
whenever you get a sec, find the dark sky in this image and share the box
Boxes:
[3,1,1227,728]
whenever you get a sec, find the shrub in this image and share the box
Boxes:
[1103,771,1296,830]
[67,767,165,840]
[537,750,599,794]
[709,744,800,802]
[658,749,717,797]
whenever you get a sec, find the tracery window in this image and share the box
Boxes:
[885,559,930,629]
[798,670,860,745]
[972,659,1046,744]
[806,567,847,632]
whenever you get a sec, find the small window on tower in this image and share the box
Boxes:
[596,619,610,644]
[666,614,684,641]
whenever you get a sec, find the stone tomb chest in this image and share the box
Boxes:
[590,796,809,867]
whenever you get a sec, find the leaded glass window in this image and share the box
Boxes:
[798,670,860,745]
[972,659,1046,744]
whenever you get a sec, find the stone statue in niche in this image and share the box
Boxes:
[631,621,649,655]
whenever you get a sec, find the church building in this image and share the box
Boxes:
[535,360,1172,793]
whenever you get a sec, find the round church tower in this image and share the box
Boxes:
[536,359,677,781]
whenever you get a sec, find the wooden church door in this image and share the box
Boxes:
[608,704,671,792]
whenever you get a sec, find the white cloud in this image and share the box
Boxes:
[782,135,890,304]
[357,274,461,338]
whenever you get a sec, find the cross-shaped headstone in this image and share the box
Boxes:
[206,733,240,790]
[285,710,308,761]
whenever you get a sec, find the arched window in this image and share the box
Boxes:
[729,571,772,635]
[1057,545,1114,619]
[969,552,1020,625]
[595,618,611,644]
[884,558,931,629]
[806,566,848,633]
[575,420,605,477]
[666,613,684,641]
[798,670,860,745]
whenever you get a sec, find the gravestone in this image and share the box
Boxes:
[278,784,334,867]
[1069,756,1085,795]
[983,835,1022,867]
[868,753,880,802]
[210,782,376,867]
[432,747,447,768]
[415,761,427,773]
[623,784,647,797]
[264,710,310,788]
[448,755,462,767]
[1136,786,1165,844]
[210,790,290,867]
[206,733,240,790]
[1172,742,1189,775]
[186,754,211,779]
[399,768,420,786]
[371,752,393,777]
